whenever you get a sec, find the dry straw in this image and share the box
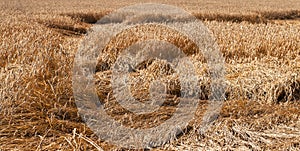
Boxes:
[1,1,300,150]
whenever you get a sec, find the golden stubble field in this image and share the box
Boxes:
[1,0,300,150]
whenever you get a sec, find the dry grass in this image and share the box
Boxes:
[1,0,300,150]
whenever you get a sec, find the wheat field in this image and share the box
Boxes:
[1,0,300,150]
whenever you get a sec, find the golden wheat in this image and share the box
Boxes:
[1,0,300,150]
